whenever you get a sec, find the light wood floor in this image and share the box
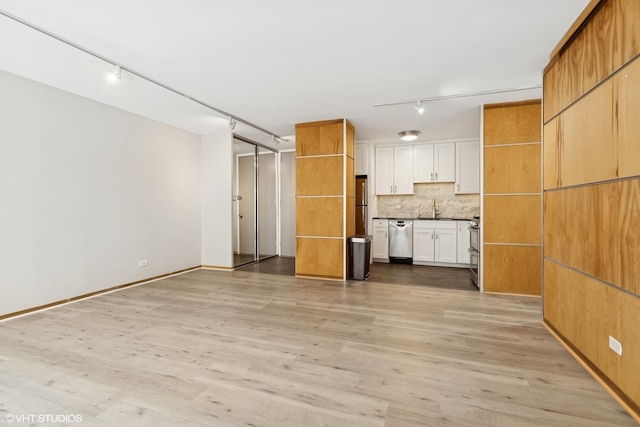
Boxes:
[0,269,635,426]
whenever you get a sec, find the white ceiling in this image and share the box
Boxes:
[0,1,589,150]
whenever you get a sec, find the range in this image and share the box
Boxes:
[468,215,480,288]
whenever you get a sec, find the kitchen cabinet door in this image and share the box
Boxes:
[375,146,414,195]
[434,143,455,182]
[455,140,480,194]
[355,144,369,176]
[375,146,394,195]
[372,220,389,261]
[414,145,435,183]
[413,227,435,262]
[457,221,471,264]
[393,145,414,194]
[435,228,457,263]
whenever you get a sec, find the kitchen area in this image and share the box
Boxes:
[355,139,481,290]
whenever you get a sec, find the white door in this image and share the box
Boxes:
[413,228,435,262]
[413,144,434,182]
[434,143,455,182]
[435,228,457,263]
[375,146,394,195]
[455,141,480,194]
[372,226,389,260]
[393,145,414,194]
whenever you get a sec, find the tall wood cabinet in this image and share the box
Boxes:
[295,119,355,280]
[483,100,542,296]
[543,0,640,420]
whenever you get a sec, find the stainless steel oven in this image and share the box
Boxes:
[468,217,479,288]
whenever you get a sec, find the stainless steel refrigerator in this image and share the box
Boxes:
[355,176,367,235]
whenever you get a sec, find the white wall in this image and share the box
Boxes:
[201,133,233,268]
[0,69,202,317]
[280,151,296,257]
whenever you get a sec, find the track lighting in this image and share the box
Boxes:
[398,130,421,141]
[414,100,424,114]
[2,10,287,144]
[272,135,280,145]
[107,64,121,82]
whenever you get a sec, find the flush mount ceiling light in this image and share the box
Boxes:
[398,130,421,141]
[414,100,424,114]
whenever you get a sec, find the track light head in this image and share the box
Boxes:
[107,64,121,82]
[229,116,237,130]
[414,100,424,114]
[272,135,280,145]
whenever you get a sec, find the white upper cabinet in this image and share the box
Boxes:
[413,145,434,183]
[393,145,414,194]
[434,143,455,182]
[355,144,369,176]
[414,143,455,183]
[455,140,480,194]
[375,145,414,195]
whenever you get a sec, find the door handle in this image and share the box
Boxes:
[457,183,460,191]
[435,172,438,180]
[431,172,433,181]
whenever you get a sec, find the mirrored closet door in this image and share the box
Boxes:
[232,136,278,267]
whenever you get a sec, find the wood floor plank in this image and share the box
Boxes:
[0,266,635,426]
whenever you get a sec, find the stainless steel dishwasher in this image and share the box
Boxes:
[389,219,413,264]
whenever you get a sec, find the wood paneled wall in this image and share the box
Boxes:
[295,119,355,280]
[543,0,640,419]
[482,100,542,296]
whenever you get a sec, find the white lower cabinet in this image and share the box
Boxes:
[413,226,435,261]
[457,221,471,264]
[372,219,389,261]
[413,220,457,263]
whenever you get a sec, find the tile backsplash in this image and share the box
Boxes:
[376,183,479,218]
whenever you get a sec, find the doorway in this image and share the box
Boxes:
[232,136,278,268]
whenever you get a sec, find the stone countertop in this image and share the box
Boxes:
[373,217,473,221]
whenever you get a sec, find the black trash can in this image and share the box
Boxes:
[349,235,372,280]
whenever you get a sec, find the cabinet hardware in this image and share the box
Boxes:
[457,183,460,191]
[430,172,434,181]
[435,172,438,180]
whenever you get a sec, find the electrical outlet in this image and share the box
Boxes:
[609,336,623,356]
[138,259,148,267]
